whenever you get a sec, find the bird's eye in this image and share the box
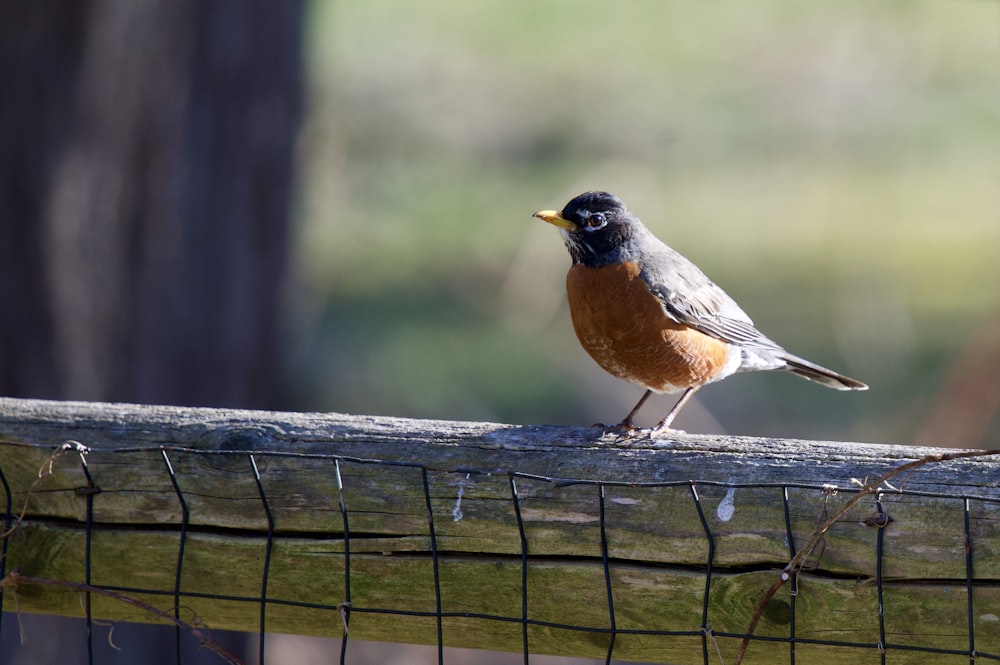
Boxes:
[584,212,607,231]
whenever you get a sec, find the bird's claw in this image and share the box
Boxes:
[595,420,643,438]
[650,424,686,437]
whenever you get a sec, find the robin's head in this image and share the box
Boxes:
[533,191,636,265]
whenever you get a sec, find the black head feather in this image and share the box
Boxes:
[558,191,636,265]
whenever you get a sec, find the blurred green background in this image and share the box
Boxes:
[2,5,998,665]
[287,0,1000,445]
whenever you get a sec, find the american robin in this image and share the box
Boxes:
[534,191,867,432]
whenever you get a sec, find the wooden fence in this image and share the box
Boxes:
[0,397,997,664]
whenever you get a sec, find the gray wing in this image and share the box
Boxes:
[634,232,783,351]
[626,227,867,390]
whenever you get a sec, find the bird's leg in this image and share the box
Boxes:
[604,389,654,431]
[652,386,700,433]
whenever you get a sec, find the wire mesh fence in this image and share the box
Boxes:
[2,434,999,665]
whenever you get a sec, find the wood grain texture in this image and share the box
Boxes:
[1,397,997,664]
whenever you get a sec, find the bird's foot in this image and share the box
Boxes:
[650,415,686,436]
[594,420,644,438]
[650,424,686,437]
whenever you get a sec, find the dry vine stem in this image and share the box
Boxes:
[0,441,244,665]
[1,441,85,540]
[0,570,244,665]
[732,449,1000,665]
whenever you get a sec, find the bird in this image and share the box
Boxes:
[533,191,867,433]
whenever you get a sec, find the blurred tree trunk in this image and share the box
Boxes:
[914,311,1000,449]
[0,1,304,664]
[0,0,303,409]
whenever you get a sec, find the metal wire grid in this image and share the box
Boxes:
[0,442,997,665]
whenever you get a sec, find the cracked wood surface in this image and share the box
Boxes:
[1,397,997,663]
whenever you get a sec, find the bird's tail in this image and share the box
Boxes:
[783,354,868,391]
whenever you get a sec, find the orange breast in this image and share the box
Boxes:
[566,262,733,393]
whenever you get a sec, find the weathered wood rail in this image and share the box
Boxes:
[0,397,997,664]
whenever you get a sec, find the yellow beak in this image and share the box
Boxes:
[533,209,577,232]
